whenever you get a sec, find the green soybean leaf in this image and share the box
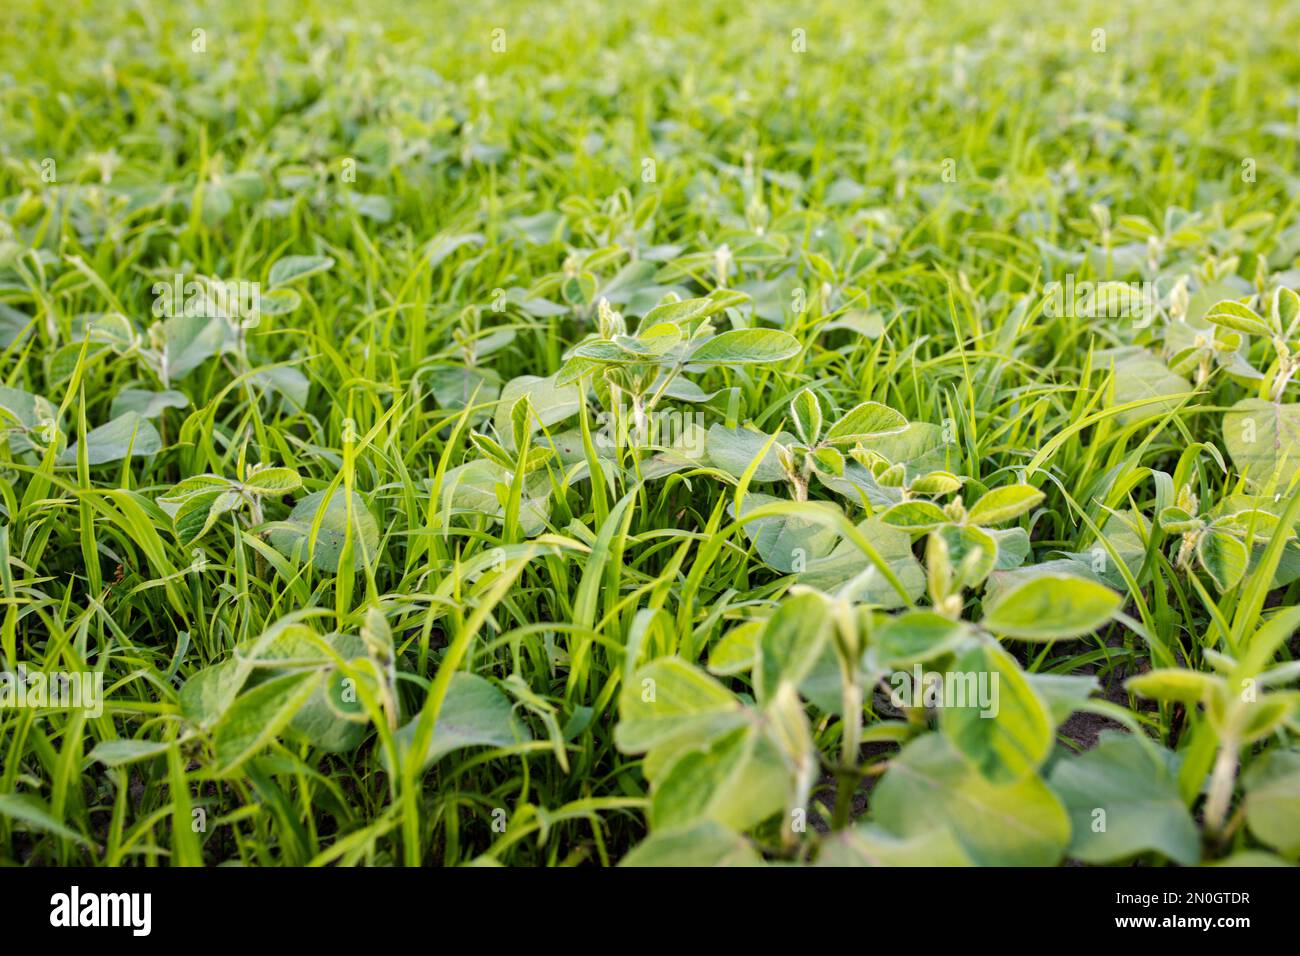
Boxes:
[1049,732,1200,865]
[817,823,972,866]
[494,374,581,449]
[1203,299,1272,337]
[614,658,746,755]
[705,425,790,482]
[63,412,162,465]
[873,610,968,667]
[110,388,189,420]
[825,401,908,444]
[212,670,323,776]
[395,672,532,772]
[1222,399,1300,490]
[269,489,380,572]
[872,733,1069,867]
[1197,529,1249,590]
[966,485,1044,526]
[708,621,763,676]
[174,488,241,543]
[268,255,334,288]
[756,592,829,702]
[241,467,302,497]
[789,388,823,445]
[1103,349,1192,425]
[734,493,839,574]
[981,574,1121,641]
[1242,749,1300,859]
[940,642,1054,784]
[650,727,786,831]
[620,822,762,867]
[688,329,801,364]
[1125,668,1223,705]
[89,739,174,767]
[162,312,229,382]
[880,500,949,532]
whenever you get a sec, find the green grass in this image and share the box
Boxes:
[0,0,1298,867]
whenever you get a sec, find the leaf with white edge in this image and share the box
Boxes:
[1202,299,1272,337]
[1197,529,1248,590]
[640,297,718,327]
[789,388,823,445]
[614,658,746,756]
[873,611,968,668]
[981,574,1121,641]
[1273,286,1300,334]
[824,401,908,445]
[1125,668,1223,705]
[910,471,963,495]
[966,485,1044,526]
[880,500,949,532]
[240,467,302,496]
[688,328,801,364]
[268,255,334,288]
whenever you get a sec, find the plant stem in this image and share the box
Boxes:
[1203,737,1239,839]
[832,679,862,829]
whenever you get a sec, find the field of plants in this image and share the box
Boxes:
[0,0,1298,869]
